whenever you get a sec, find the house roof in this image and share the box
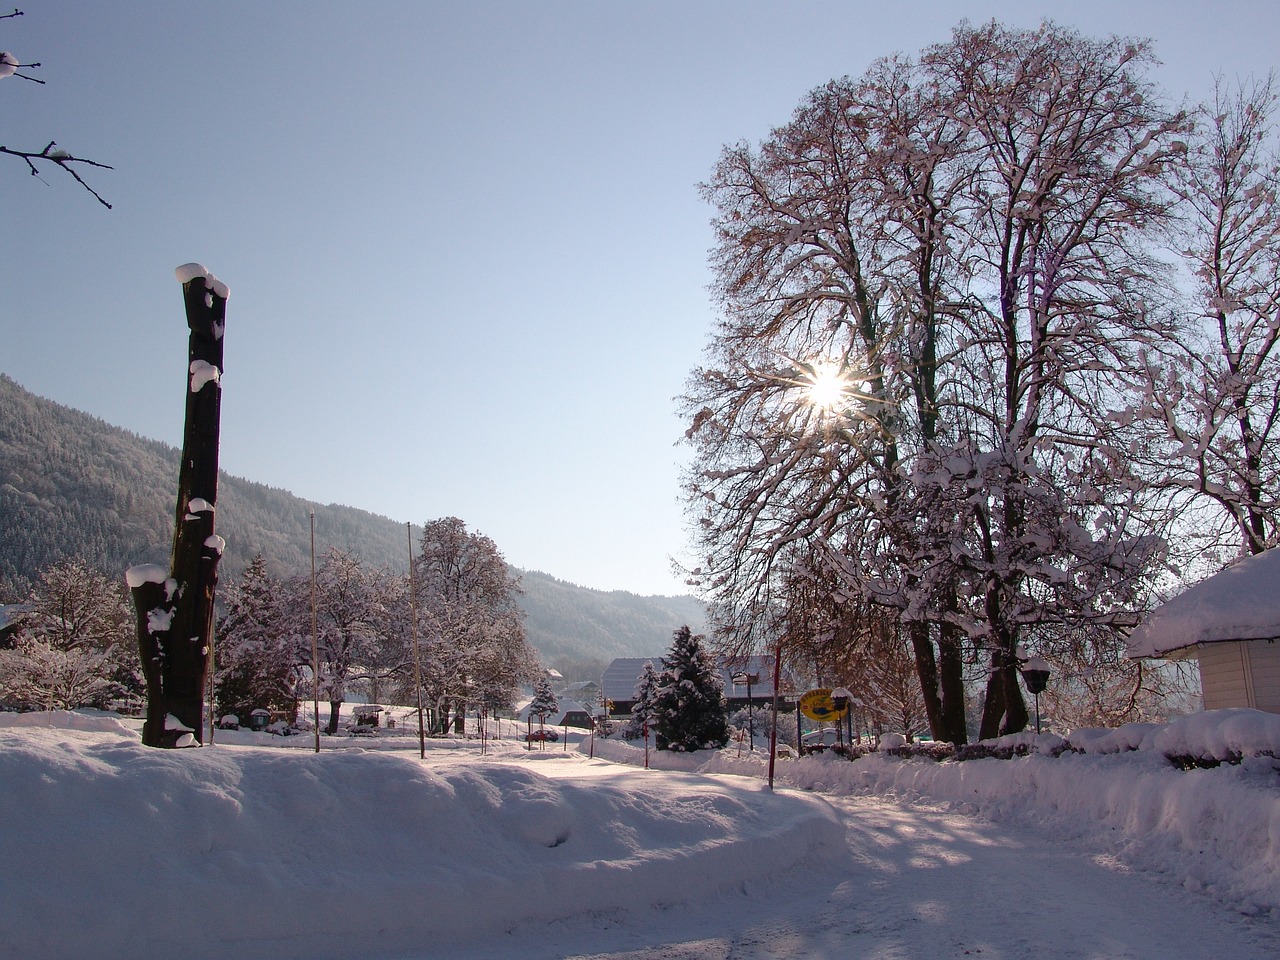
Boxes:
[600,658,661,703]
[0,604,33,632]
[516,699,593,725]
[600,654,789,704]
[1128,548,1280,658]
[715,654,784,698]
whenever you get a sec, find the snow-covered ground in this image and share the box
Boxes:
[1,708,1278,959]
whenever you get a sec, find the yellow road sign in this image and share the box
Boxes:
[799,688,848,722]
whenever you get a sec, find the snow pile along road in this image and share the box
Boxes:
[0,717,843,960]
[593,709,1280,917]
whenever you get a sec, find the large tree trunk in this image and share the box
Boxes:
[936,619,969,745]
[129,266,227,748]
[908,621,944,740]
[979,634,1030,739]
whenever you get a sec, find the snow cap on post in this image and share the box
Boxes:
[125,564,170,590]
[174,262,230,300]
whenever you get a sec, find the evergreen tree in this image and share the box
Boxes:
[652,626,729,752]
[529,673,559,725]
[215,554,299,722]
[625,660,660,740]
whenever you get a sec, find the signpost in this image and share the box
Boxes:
[799,688,851,754]
[731,671,760,750]
[798,688,849,723]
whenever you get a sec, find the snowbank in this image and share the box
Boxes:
[3,707,1278,958]
[0,715,842,960]
[595,710,1280,917]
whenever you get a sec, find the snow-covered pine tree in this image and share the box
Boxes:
[652,626,729,752]
[215,554,299,723]
[529,673,559,725]
[625,660,660,740]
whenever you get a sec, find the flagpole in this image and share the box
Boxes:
[310,509,320,754]
[407,522,426,759]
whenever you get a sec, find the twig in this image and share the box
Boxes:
[0,142,114,208]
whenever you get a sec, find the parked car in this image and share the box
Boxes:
[801,728,840,754]
[526,729,559,742]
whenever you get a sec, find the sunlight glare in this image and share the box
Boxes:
[806,365,850,412]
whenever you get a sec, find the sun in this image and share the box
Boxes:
[805,365,850,412]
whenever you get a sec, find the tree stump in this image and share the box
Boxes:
[127,264,228,747]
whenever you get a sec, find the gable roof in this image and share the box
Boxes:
[600,654,790,704]
[1128,548,1280,658]
[601,657,661,703]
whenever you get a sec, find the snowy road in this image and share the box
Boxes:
[7,714,1278,960]
[453,795,1280,960]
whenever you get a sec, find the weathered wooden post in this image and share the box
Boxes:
[126,263,229,748]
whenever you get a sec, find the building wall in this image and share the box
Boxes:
[1250,640,1280,713]
[1197,640,1280,713]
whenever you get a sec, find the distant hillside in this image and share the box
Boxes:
[517,570,707,681]
[0,375,705,675]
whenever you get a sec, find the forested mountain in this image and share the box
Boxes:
[517,571,707,683]
[0,375,705,677]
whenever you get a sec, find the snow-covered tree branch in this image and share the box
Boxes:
[1,9,112,207]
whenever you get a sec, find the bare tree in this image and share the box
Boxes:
[1140,76,1280,561]
[684,21,1186,742]
[412,518,535,733]
[0,558,136,710]
[292,548,386,735]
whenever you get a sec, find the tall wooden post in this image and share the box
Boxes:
[128,263,228,748]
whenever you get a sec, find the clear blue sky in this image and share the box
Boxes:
[3,1,1278,595]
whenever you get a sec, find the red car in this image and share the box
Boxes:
[526,729,559,742]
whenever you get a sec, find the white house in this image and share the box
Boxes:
[1127,548,1280,714]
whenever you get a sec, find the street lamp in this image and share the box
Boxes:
[732,672,760,750]
[1020,655,1051,735]
[830,687,852,746]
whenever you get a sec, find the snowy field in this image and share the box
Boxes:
[1,708,1278,959]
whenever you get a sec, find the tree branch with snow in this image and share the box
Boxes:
[2,9,112,207]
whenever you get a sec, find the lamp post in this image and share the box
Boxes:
[831,687,852,747]
[1020,655,1051,735]
[732,671,759,750]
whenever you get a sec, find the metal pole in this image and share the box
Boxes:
[767,642,782,790]
[309,509,320,754]
[206,619,216,746]
[407,522,426,759]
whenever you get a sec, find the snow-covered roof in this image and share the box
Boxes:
[600,657,662,703]
[0,604,33,631]
[717,654,785,699]
[1128,548,1280,658]
[516,699,593,724]
[601,654,789,704]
